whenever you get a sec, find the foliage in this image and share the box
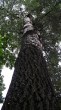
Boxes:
[0,70,5,103]
[0,0,61,105]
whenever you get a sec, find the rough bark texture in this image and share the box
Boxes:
[1,31,57,110]
[1,15,57,110]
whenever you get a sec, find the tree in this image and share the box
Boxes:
[1,14,57,110]
[0,0,61,107]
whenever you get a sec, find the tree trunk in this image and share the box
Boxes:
[1,15,57,110]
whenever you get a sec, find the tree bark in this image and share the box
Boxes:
[1,15,57,110]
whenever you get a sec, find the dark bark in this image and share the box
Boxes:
[1,15,57,110]
[1,31,57,110]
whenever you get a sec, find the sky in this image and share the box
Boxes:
[0,67,14,110]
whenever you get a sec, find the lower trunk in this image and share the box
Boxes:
[2,32,57,110]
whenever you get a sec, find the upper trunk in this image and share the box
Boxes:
[1,14,58,110]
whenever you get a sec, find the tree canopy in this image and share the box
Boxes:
[0,0,61,105]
